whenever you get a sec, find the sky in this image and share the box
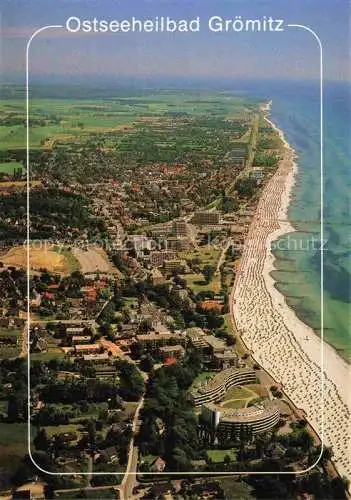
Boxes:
[1,0,350,83]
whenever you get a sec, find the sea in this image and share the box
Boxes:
[234,79,351,361]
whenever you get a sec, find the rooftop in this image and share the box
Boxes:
[191,367,254,396]
[205,400,279,423]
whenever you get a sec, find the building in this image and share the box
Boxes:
[151,226,171,238]
[74,343,101,355]
[172,219,188,236]
[119,323,137,338]
[166,236,190,251]
[201,401,280,438]
[126,235,154,252]
[227,146,247,167]
[159,344,185,361]
[66,327,86,337]
[213,350,238,370]
[71,335,91,345]
[82,353,110,363]
[99,446,119,464]
[136,332,187,349]
[150,456,166,472]
[186,327,209,352]
[190,367,256,407]
[186,329,237,367]
[193,210,221,226]
[163,259,186,275]
[199,300,224,313]
[150,250,176,267]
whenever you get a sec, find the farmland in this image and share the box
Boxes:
[0,87,253,153]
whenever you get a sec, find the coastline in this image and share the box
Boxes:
[232,106,351,479]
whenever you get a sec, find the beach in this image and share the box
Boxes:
[232,109,351,479]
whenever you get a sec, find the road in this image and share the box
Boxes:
[119,395,145,500]
[215,238,232,276]
[20,321,28,358]
[87,455,93,486]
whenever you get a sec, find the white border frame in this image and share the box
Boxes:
[25,23,324,480]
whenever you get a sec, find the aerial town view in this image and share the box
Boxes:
[0,1,350,500]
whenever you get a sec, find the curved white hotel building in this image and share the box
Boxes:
[190,367,257,407]
[201,401,280,436]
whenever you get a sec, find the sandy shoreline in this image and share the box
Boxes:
[232,107,351,478]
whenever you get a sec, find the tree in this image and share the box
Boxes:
[234,176,258,198]
[140,354,154,373]
[87,420,97,448]
[203,265,215,285]
[169,447,193,471]
[7,394,24,422]
[34,428,50,452]
[116,360,145,401]
[299,429,314,452]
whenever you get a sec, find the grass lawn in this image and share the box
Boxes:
[223,314,234,334]
[123,297,138,311]
[244,384,268,397]
[52,246,81,274]
[0,328,21,338]
[0,400,8,414]
[222,386,253,401]
[29,348,65,362]
[206,448,237,463]
[0,328,21,358]
[0,423,28,446]
[221,399,247,409]
[69,402,106,421]
[182,273,221,294]
[0,161,22,174]
[180,246,221,268]
[45,423,82,439]
[223,314,246,357]
[0,346,21,359]
[56,489,117,499]
[141,454,158,465]
[0,422,29,482]
[123,401,138,419]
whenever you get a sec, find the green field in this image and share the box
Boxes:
[55,488,117,499]
[0,328,21,359]
[220,385,261,409]
[29,349,65,362]
[0,91,253,151]
[221,399,247,409]
[0,423,29,481]
[0,328,21,338]
[222,386,253,400]
[0,161,22,173]
[181,273,221,294]
[206,448,237,463]
[44,423,82,439]
[52,246,81,273]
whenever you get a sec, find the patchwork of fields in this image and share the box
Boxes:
[0,91,253,151]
